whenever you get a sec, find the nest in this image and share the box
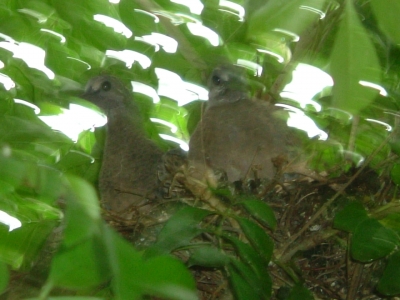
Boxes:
[5,156,394,300]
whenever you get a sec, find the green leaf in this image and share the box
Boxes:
[103,227,196,300]
[0,218,58,270]
[248,0,329,37]
[0,260,9,293]
[62,175,101,247]
[236,198,277,229]
[0,156,26,193]
[224,236,271,290]
[236,217,274,263]
[49,236,110,288]
[287,282,314,300]
[0,12,38,44]
[138,256,197,300]
[0,115,71,151]
[333,201,369,232]
[330,0,381,114]
[202,4,246,42]
[389,137,400,157]
[27,165,65,202]
[102,226,143,300]
[228,259,271,299]
[228,264,262,300]
[52,0,127,51]
[351,219,398,262]
[37,102,65,116]
[119,1,158,37]
[380,213,400,236]
[187,246,230,268]
[377,250,400,295]
[56,150,95,173]
[390,163,400,186]
[371,0,400,45]
[46,43,90,78]
[146,206,212,256]
[77,130,97,154]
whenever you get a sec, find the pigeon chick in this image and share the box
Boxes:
[82,75,163,219]
[188,65,293,183]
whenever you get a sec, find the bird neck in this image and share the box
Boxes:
[105,106,147,146]
[207,92,249,109]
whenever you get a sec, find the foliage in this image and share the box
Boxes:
[0,0,400,299]
[146,204,274,299]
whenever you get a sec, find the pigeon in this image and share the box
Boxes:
[82,75,163,219]
[188,65,294,183]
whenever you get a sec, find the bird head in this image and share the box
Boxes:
[82,75,133,113]
[207,64,249,107]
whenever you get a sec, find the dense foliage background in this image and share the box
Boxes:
[1,0,400,299]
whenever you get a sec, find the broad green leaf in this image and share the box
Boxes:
[0,181,14,195]
[0,115,71,150]
[330,0,381,114]
[62,176,101,247]
[390,137,400,157]
[248,0,329,37]
[49,236,110,289]
[371,0,400,45]
[287,282,314,300]
[56,150,95,173]
[52,0,127,51]
[0,260,9,293]
[37,102,64,116]
[380,213,400,236]
[0,156,26,192]
[228,265,261,300]
[138,256,196,300]
[0,13,38,44]
[187,245,230,268]
[333,201,369,232]
[119,1,158,37]
[307,140,346,173]
[17,0,55,20]
[27,165,65,202]
[0,218,58,270]
[77,130,97,155]
[223,235,271,295]
[246,31,292,65]
[355,129,390,168]
[377,250,400,295]
[7,196,62,221]
[224,236,269,278]
[351,219,398,262]
[236,198,277,229]
[65,176,101,218]
[102,226,143,300]
[146,206,212,256]
[390,164,400,186]
[228,259,271,299]
[46,43,90,78]
[202,4,246,42]
[236,217,274,263]
[103,227,196,300]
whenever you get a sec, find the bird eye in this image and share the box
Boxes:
[101,81,111,91]
[212,75,221,86]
